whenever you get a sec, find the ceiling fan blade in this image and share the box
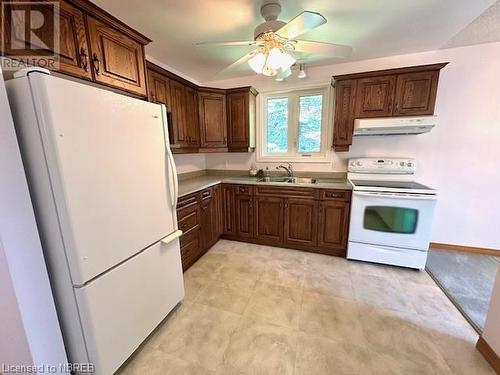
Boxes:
[294,40,353,58]
[215,50,257,76]
[276,11,327,39]
[196,40,263,47]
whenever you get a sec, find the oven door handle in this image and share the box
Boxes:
[353,191,437,201]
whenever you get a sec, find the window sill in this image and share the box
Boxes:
[256,155,332,164]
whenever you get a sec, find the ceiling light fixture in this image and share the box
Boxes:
[247,32,296,77]
[297,63,306,79]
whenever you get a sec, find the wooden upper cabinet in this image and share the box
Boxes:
[333,79,357,152]
[169,79,188,147]
[355,75,396,118]
[284,198,317,248]
[147,69,170,107]
[226,87,257,152]
[199,91,227,150]
[332,63,447,152]
[393,71,439,116]
[1,1,92,79]
[185,86,200,147]
[87,16,147,96]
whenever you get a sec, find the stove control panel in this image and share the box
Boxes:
[348,158,416,174]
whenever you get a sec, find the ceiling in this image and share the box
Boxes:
[92,0,497,83]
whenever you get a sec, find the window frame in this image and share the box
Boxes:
[257,85,332,163]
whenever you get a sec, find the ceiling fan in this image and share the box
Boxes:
[196,0,353,79]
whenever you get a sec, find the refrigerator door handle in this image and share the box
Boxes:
[160,104,178,208]
[160,230,183,245]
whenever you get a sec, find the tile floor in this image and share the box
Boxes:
[118,240,495,375]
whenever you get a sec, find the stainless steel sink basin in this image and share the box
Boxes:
[257,177,318,184]
[257,177,290,183]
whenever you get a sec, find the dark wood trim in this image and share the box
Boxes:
[430,242,500,256]
[333,62,449,81]
[476,336,500,374]
[146,60,198,90]
[226,86,259,96]
[69,0,151,44]
[198,86,227,95]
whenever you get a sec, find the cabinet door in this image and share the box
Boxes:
[222,185,235,236]
[87,16,147,96]
[255,196,283,243]
[213,185,223,238]
[235,194,254,239]
[200,196,217,251]
[317,201,350,255]
[393,71,439,116]
[169,80,189,147]
[1,1,91,79]
[227,91,248,150]
[355,75,396,118]
[147,69,170,107]
[185,86,200,147]
[333,79,357,152]
[284,198,317,247]
[199,92,227,148]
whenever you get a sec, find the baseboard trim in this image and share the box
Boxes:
[476,336,500,374]
[430,242,499,256]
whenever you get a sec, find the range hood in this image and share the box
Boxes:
[353,116,437,136]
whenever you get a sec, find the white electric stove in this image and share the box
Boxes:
[347,158,437,269]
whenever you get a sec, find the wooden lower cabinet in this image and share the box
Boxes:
[222,184,236,236]
[284,198,317,248]
[254,196,284,244]
[235,194,254,239]
[177,186,221,271]
[178,183,351,270]
[317,200,351,255]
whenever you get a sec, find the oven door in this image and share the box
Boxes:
[349,191,437,250]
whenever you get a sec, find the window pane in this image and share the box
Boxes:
[267,98,288,153]
[298,95,322,153]
[363,206,418,234]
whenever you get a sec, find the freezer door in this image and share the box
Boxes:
[74,235,184,375]
[28,73,176,285]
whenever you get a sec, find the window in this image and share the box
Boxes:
[259,87,330,162]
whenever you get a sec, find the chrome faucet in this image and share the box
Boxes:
[277,163,293,178]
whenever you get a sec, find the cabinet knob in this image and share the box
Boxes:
[92,53,101,75]
[80,47,89,72]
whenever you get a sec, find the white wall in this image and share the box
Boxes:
[483,267,500,357]
[175,42,500,249]
[0,68,68,373]
[173,153,206,174]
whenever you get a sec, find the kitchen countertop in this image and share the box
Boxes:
[178,174,352,198]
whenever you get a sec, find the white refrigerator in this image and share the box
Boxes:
[6,69,185,374]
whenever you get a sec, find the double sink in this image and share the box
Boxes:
[257,176,319,185]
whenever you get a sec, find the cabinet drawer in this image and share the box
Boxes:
[180,231,200,271]
[234,185,253,195]
[201,188,213,200]
[319,190,351,201]
[177,205,199,234]
[177,193,198,209]
[255,186,317,199]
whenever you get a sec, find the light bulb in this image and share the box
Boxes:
[248,52,266,74]
[298,64,306,79]
[280,52,295,70]
[266,48,283,70]
[262,64,277,77]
